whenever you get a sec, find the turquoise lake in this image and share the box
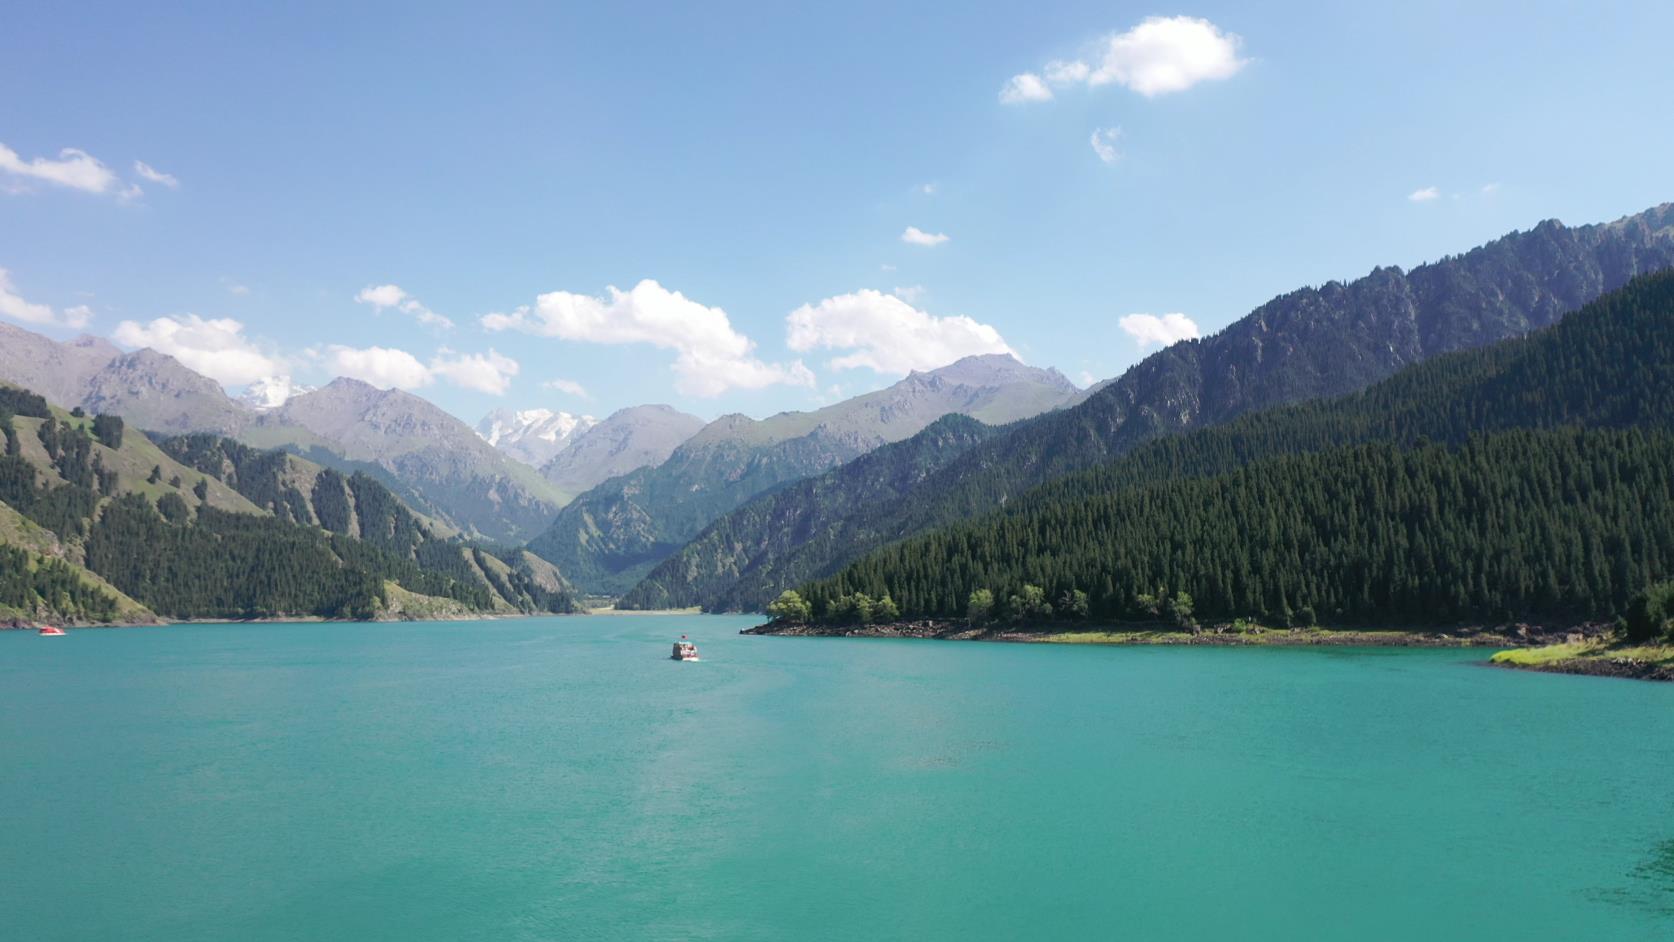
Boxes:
[3,615,1672,940]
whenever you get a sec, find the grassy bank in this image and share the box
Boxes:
[1492,641,1674,681]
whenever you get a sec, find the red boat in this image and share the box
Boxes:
[671,635,699,661]
[37,625,66,636]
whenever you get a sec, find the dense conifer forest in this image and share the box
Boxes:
[789,272,1674,631]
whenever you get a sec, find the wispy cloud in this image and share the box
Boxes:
[1118,312,1201,348]
[0,268,93,329]
[541,377,591,399]
[901,226,949,247]
[1408,186,1440,203]
[0,142,118,194]
[1090,127,1123,164]
[133,161,179,188]
[999,73,1053,104]
[355,283,454,328]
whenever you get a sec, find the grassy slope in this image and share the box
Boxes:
[15,408,262,515]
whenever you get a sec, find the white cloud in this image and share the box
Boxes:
[999,72,1054,104]
[1118,312,1201,348]
[0,269,92,329]
[481,278,814,397]
[918,182,938,196]
[1011,16,1247,102]
[354,283,454,328]
[786,289,1015,374]
[429,348,519,395]
[0,143,118,194]
[1480,182,1501,196]
[324,344,433,390]
[901,226,949,247]
[223,279,250,296]
[113,314,281,385]
[133,161,179,188]
[891,285,926,303]
[542,377,591,399]
[320,343,521,394]
[1044,59,1091,84]
[1077,370,1097,387]
[1408,186,1440,202]
[1090,127,1123,164]
[880,263,897,272]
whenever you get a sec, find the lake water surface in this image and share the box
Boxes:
[4,615,1672,940]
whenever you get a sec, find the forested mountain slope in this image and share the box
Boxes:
[644,203,1674,611]
[794,269,1674,628]
[618,414,1003,610]
[0,384,579,623]
[527,354,1081,594]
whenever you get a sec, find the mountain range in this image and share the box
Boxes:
[621,203,1674,611]
[793,267,1674,628]
[0,382,580,623]
[526,354,1083,594]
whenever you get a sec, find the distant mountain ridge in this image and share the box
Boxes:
[624,202,1674,611]
[0,330,570,544]
[244,378,569,543]
[538,404,705,496]
[526,354,1083,594]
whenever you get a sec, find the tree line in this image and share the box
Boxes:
[790,429,1674,631]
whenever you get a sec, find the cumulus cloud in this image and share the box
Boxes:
[542,378,591,399]
[891,284,926,304]
[1408,186,1440,202]
[0,269,93,329]
[1090,127,1123,164]
[428,348,519,395]
[1118,312,1201,348]
[324,344,433,390]
[133,161,179,188]
[785,289,1015,374]
[319,344,521,394]
[1006,16,1246,103]
[0,142,118,194]
[999,72,1054,104]
[901,226,949,247]
[354,283,454,328]
[113,314,281,385]
[480,279,813,397]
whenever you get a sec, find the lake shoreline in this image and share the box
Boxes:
[746,619,1674,681]
[743,618,1552,647]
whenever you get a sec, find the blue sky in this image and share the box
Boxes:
[3,1,1672,423]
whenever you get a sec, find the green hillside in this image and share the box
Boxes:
[0,384,580,623]
[789,270,1674,629]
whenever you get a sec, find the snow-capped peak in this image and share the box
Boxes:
[239,375,314,411]
[476,407,599,466]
